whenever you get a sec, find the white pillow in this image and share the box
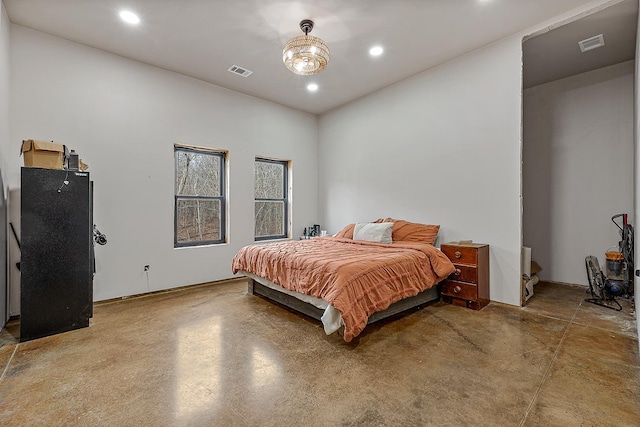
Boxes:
[353,222,393,244]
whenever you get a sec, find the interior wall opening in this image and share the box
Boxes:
[521,0,638,304]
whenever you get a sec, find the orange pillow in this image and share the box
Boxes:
[334,223,356,239]
[334,219,384,239]
[383,218,440,244]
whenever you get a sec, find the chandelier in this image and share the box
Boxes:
[282,19,330,76]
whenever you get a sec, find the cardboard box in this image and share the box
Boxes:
[21,140,64,169]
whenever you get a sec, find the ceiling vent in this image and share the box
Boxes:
[227,65,253,77]
[578,34,605,53]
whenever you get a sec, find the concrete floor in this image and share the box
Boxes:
[0,279,637,426]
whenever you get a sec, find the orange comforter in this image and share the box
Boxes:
[231,237,455,342]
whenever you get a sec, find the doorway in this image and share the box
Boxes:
[521,0,637,302]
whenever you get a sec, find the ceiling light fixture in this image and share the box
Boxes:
[283,19,330,76]
[307,83,319,92]
[119,10,140,25]
[369,46,384,56]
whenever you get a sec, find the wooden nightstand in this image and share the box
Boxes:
[440,242,490,310]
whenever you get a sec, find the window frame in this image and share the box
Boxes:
[254,157,289,241]
[174,145,227,248]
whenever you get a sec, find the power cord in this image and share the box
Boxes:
[57,169,70,193]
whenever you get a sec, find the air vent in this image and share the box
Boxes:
[578,34,605,53]
[227,65,253,77]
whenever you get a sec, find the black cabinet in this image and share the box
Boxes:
[20,168,93,341]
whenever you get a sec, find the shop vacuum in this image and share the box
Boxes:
[585,214,634,311]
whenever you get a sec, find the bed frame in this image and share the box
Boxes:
[247,278,440,326]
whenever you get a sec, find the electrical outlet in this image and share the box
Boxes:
[144,265,149,272]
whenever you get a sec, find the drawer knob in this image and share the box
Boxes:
[453,285,462,294]
[453,268,461,277]
[454,251,462,259]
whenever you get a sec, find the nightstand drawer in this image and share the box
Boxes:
[449,264,478,284]
[441,280,478,300]
[441,245,477,265]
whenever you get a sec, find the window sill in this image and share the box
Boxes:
[174,242,229,250]
[254,237,291,243]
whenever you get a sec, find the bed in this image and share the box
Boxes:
[231,219,456,342]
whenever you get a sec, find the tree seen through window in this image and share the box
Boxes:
[175,146,226,246]
[255,158,288,240]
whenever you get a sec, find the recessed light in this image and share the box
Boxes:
[307,83,318,92]
[369,46,384,56]
[119,10,140,25]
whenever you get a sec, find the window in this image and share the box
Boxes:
[174,145,226,247]
[255,158,289,240]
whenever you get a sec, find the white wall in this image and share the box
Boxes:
[523,62,634,285]
[0,2,10,325]
[0,3,8,175]
[8,25,318,313]
[318,37,524,306]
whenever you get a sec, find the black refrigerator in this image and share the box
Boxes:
[20,167,93,342]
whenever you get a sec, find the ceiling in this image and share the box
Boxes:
[3,0,635,114]
[524,0,638,88]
